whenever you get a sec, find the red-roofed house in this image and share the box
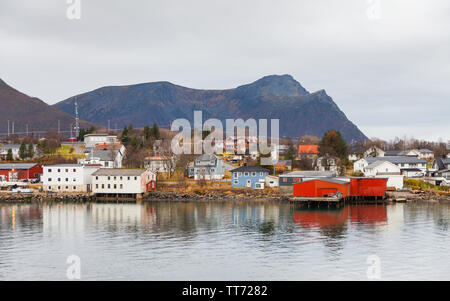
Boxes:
[298,145,319,160]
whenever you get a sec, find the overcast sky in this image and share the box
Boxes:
[0,0,449,141]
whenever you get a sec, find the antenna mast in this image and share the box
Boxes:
[75,101,80,140]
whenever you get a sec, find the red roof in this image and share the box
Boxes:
[298,145,319,155]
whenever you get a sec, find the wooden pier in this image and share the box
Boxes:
[289,196,344,207]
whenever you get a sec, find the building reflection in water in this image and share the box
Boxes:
[0,204,42,230]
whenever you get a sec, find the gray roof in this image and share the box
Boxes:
[0,163,39,170]
[89,149,118,161]
[434,158,450,170]
[44,164,83,167]
[92,168,146,176]
[280,170,337,178]
[231,166,270,173]
[194,154,220,166]
[301,177,349,185]
[417,149,433,153]
[365,161,397,169]
[365,156,426,164]
[0,144,21,149]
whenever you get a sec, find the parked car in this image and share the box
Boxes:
[30,178,40,184]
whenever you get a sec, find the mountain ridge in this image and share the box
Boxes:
[0,78,97,135]
[36,74,364,142]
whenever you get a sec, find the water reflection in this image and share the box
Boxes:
[0,201,449,280]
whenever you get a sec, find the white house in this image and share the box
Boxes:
[84,134,119,148]
[79,145,126,168]
[315,156,340,172]
[43,164,100,192]
[412,149,434,161]
[363,161,404,190]
[354,156,427,175]
[265,175,279,188]
[144,155,176,173]
[363,161,400,176]
[92,169,156,197]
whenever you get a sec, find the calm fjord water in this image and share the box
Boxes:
[0,201,449,281]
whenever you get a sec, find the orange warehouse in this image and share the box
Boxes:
[350,178,388,197]
[293,179,350,198]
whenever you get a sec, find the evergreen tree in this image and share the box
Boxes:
[6,149,13,161]
[284,137,296,161]
[143,126,151,141]
[27,142,35,158]
[151,122,160,139]
[19,142,27,160]
[121,126,129,144]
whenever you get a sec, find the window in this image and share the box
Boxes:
[96,184,99,189]
[105,162,109,167]
[282,177,287,183]
[233,173,238,178]
[238,172,242,177]
[73,169,76,172]
[120,184,123,189]
[260,172,263,176]
[108,176,110,180]
[73,186,76,190]
[234,180,239,185]
[244,172,249,176]
[48,178,52,182]
[57,169,61,172]
[114,177,116,181]
[65,169,69,173]
[134,177,137,180]
[58,186,61,190]
[107,184,110,189]
[48,169,52,173]
[95,176,98,180]
[65,186,68,190]
[48,186,51,190]
[127,177,130,180]
[58,178,61,182]
[114,184,117,189]
[65,178,69,182]
[251,172,256,177]
[120,176,122,180]
[102,184,104,189]
[73,178,76,182]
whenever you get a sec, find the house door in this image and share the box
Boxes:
[246,180,251,188]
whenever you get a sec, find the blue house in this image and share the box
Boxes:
[231,166,270,189]
[188,154,225,180]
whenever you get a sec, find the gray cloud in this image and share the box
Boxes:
[0,0,449,141]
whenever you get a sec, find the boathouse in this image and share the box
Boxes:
[349,178,388,198]
[293,178,350,198]
[0,163,43,182]
[292,177,388,200]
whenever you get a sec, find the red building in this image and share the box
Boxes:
[350,178,388,197]
[0,163,43,182]
[293,178,350,198]
[293,177,388,199]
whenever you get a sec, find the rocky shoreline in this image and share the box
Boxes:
[0,191,448,204]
